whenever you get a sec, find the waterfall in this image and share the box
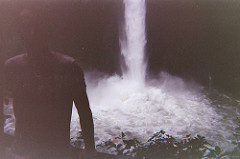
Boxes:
[121,0,147,84]
[3,0,236,153]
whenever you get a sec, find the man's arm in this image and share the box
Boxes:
[0,70,4,159]
[0,62,10,136]
[72,61,95,151]
[1,61,15,148]
[0,66,4,139]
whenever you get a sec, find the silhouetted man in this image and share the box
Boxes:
[2,9,95,159]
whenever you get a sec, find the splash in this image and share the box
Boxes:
[70,72,238,151]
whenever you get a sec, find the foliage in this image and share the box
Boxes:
[96,130,233,159]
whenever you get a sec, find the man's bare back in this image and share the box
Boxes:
[5,51,81,146]
[3,51,95,158]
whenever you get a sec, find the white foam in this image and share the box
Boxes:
[70,72,236,151]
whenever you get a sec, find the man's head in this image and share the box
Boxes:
[19,8,50,56]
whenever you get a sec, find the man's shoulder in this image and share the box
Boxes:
[51,51,83,71]
[51,51,75,65]
[51,51,84,78]
[4,54,26,68]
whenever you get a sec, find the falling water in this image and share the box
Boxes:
[120,0,147,84]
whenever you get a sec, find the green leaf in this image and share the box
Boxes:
[121,132,126,138]
[215,146,221,155]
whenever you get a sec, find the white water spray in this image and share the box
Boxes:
[121,0,147,84]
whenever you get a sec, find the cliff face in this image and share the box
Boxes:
[146,0,240,97]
